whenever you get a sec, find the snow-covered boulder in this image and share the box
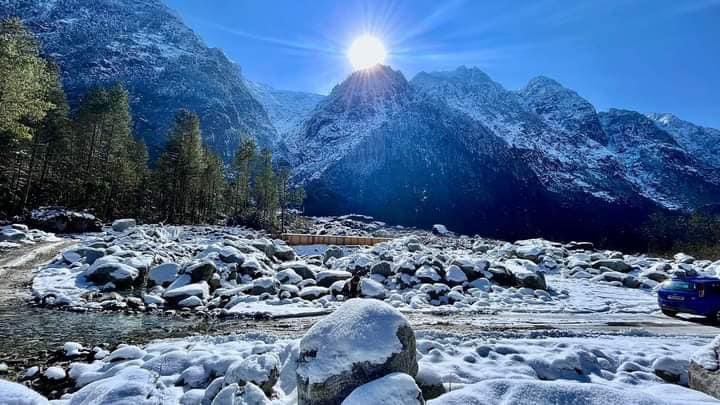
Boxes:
[653,356,689,385]
[225,353,281,396]
[360,278,386,299]
[111,218,136,232]
[0,227,27,242]
[64,247,105,265]
[0,379,48,404]
[183,261,217,283]
[147,263,179,288]
[503,259,547,290]
[590,259,632,273]
[324,246,345,263]
[252,277,280,295]
[415,366,444,400]
[431,224,450,236]
[274,244,297,261]
[84,262,139,288]
[297,299,418,405]
[444,265,468,286]
[342,373,424,405]
[370,261,393,277]
[316,270,352,287]
[428,378,713,404]
[163,282,210,305]
[30,207,101,233]
[689,336,720,399]
[299,286,329,301]
[66,366,161,403]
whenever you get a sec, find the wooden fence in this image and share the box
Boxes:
[279,233,392,246]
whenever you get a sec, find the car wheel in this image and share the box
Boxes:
[662,309,677,317]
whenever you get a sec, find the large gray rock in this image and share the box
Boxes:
[225,353,281,396]
[274,244,296,261]
[316,270,352,287]
[0,227,27,242]
[84,262,139,288]
[111,218,136,232]
[503,259,547,290]
[148,263,179,288]
[690,362,720,400]
[590,259,632,273]
[689,336,720,399]
[30,207,101,233]
[297,299,418,405]
[183,261,217,283]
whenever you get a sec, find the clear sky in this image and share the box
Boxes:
[164,0,720,128]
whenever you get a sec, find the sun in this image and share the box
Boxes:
[347,35,386,70]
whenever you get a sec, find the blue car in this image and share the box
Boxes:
[658,276,720,321]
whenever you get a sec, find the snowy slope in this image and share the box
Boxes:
[0,0,278,160]
[244,80,324,146]
[648,113,720,170]
[599,109,720,209]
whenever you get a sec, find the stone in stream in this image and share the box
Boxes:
[297,298,418,405]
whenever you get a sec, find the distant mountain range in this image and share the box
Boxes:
[4,0,720,246]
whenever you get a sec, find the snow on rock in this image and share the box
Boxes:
[68,366,162,404]
[428,378,715,405]
[44,366,66,380]
[84,261,139,288]
[64,342,84,357]
[25,219,702,317]
[148,263,179,287]
[342,373,424,405]
[0,224,58,250]
[29,207,101,233]
[111,218,137,232]
[297,299,418,405]
[0,379,49,404]
[107,345,146,362]
[225,352,281,395]
[360,278,386,299]
[9,327,716,404]
[689,336,720,399]
[163,282,210,304]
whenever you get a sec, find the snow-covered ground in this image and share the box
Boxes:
[0,224,60,250]
[27,220,691,320]
[6,329,717,404]
[3,218,720,403]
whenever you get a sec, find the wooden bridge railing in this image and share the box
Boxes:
[279,233,392,246]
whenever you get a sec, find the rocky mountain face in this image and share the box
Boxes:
[286,66,720,246]
[0,0,277,160]
[244,80,324,149]
[647,113,720,171]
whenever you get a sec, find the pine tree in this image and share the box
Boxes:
[253,148,279,229]
[0,18,55,144]
[230,137,256,221]
[153,110,204,223]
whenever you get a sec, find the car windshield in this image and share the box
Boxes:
[664,281,695,291]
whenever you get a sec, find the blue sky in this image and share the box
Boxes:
[164,0,720,128]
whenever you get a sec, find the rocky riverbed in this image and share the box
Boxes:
[1,217,720,403]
